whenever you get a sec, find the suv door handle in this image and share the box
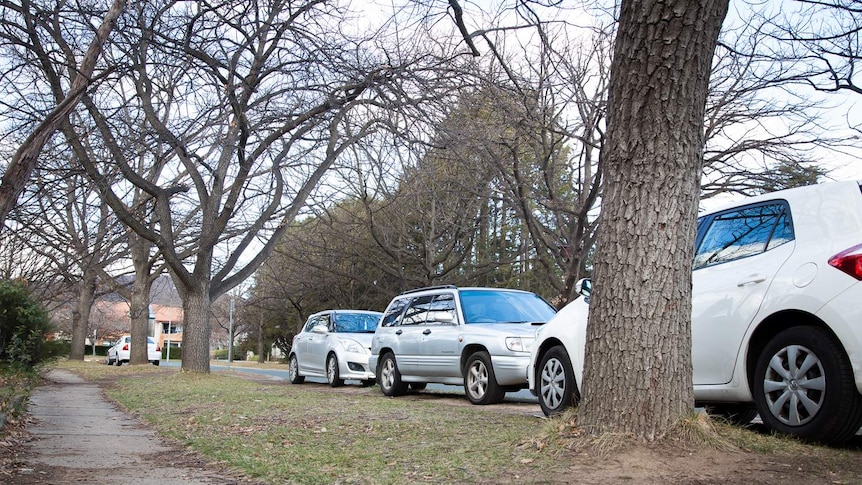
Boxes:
[395,329,402,335]
[737,274,767,287]
[423,329,432,335]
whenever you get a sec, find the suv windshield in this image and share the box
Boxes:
[459,289,556,324]
[332,312,380,333]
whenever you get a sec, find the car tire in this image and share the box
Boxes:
[115,358,122,366]
[753,326,862,445]
[361,379,376,387]
[288,354,305,384]
[326,354,344,387]
[464,351,505,405]
[378,352,408,397]
[704,404,757,426]
[409,382,427,391]
[151,360,160,366]
[537,345,578,416]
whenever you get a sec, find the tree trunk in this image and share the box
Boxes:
[578,0,729,440]
[128,275,152,365]
[68,272,97,360]
[181,288,212,373]
[128,232,156,365]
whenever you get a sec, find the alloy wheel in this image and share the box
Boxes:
[466,359,489,400]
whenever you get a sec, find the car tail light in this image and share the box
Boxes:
[156,345,161,352]
[828,243,862,280]
[122,344,129,351]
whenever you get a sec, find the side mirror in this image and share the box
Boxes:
[575,278,592,301]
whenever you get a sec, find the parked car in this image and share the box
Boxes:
[529,180,862,445]
[106,335,161,366]
[369,285,557,404]
[288,310,383,387]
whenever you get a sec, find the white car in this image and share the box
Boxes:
[529,181,862,445]
[106,335,161,366]
[288,310,382,387]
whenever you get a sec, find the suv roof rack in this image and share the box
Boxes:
[400,285,458,295]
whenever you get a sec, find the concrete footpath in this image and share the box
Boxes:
[9,369,254,485]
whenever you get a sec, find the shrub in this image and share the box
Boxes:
[0,280,54,369]
[162,345,181,360]
[211,348,239,361]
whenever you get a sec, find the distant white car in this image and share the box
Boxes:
[529,181,862,445]
[288,310,382,387]
[106,335,161,366]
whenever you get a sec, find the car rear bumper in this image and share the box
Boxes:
[815,282,862,395]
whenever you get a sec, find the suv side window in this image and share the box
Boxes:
[694,202,793,269]
[381,297,410,327]
[400,295,435,326]
[425,293,456,325]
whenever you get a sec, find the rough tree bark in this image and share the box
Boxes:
[579,0,729,440]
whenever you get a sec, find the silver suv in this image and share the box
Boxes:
[369,286,557,404]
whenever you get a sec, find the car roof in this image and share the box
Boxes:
[397,286,535,296]
[308,309,383,318]
[700,180,862,252]
[701,180,862,217]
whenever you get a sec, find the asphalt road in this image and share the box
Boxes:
[162,360,539,403]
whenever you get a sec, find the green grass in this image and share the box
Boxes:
[50,359,862,484]
[57,360,558,484]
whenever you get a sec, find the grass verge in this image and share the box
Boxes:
[51,359,862,485]
[57,359,560,484]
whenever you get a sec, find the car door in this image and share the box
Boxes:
[389,295,435,376]
[692,201,794,385]
[416,293,461,377]
[304,314,331,375]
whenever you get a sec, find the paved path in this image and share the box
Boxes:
[12,369,253,485]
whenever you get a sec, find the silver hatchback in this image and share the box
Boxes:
[369,286,557,404]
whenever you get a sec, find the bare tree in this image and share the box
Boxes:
[67,1,456,372]
[760,0,862,97]
[0,126,130,359]
[0,0,125,228]
[22,167,128,360]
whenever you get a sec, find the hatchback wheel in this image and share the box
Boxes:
[288,354,305,384]
[327,354,344,387]
[378,352,408,396]
[753,326,862,445]
[538,345,578,416]
[464,351,504,405]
